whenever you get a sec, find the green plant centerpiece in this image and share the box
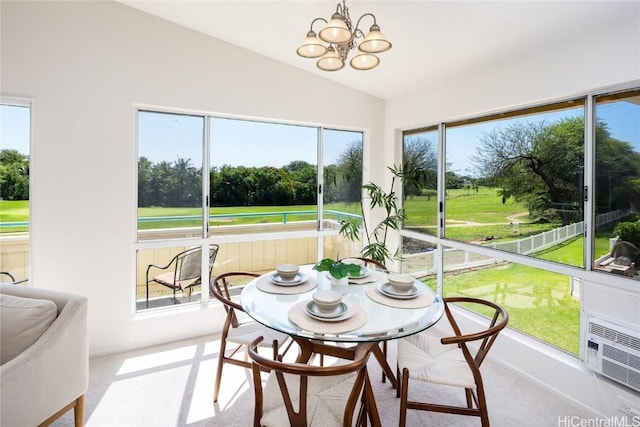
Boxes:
[313,258,361,280]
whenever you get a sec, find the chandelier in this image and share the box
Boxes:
[296,1,392,71]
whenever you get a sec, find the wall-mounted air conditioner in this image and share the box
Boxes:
[585,316,640,392]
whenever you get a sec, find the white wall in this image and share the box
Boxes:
[385,14,640,419]
[3,0,639,417]
[0,1,385,355]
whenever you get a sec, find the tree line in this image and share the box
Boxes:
[3,118,637,228]
[136,141,367,208]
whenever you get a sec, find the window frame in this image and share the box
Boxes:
[0,97,33,285]
[399,81,640,356]
[133,106,366,313]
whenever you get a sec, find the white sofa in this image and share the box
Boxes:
[0,283,88,426]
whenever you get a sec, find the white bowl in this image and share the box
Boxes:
[276,264,299,281]
[312,290,343,313]
[347,258,365,267]
[387,274,415,293]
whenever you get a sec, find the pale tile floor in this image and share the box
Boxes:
[53,334,596,427]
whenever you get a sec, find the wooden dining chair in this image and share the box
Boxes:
[396,297,509,427]
[248,336,373,427]
[209,271,291,402]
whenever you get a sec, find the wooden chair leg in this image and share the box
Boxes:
[476,385,490,427]
[381,341,387,383]
[399,368,409,427]
[396,364,401,398]
[213,340,227,402]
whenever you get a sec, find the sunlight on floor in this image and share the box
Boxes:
[83,337,257,426]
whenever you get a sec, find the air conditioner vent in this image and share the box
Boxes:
[590,322,640,352]
[603,359,640,391]
[586,317,640,393]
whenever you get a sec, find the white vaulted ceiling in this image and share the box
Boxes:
[118,1,639,100]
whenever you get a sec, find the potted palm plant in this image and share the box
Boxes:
[339,162,427,265]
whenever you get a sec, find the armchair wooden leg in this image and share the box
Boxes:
[38,395,84,427]
[74,395,84,427]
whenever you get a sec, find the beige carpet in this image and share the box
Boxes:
[52,334,593,426]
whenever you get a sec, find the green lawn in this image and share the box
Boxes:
[0,197,612,354]
[0,200,29,222]
[428,262,581,355]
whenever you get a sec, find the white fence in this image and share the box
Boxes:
[403,209,629,277]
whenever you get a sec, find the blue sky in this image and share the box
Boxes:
[136,111,360,168]
[2,102,638,173]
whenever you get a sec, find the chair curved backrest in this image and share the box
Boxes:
[209,271,258,327]
[248,336,369,427]
[440,297,509,369]
[397,297,509,427]
[209,272,290,403]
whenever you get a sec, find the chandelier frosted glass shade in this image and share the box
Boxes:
[297,1,391,71]
[317,46,345,71]
[319,14,352,44]
[349,52,379,70]
[358,25,392,54]
[296,31,328,58]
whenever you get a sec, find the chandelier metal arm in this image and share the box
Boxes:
[297,1,391,71]
[352,12,377,39]
[308,17,328,33]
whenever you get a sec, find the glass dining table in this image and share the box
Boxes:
[240,264,445,425]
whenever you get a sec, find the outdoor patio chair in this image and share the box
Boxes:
[0,272,16,283]
[145,244,219,308]
[248,335,372,427]
[209,272,291,403]
[396,297,509,427]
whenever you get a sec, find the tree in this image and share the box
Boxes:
[283,161,317,205]
[472,119,584,225]
[403,136,437,199]
[331,140,363,203]
[137,156,154,207]
[472,117,639,225]
[170,157,201,207]
[0,149,29,200]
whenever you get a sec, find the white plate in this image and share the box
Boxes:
[349,266,370,279]
[305,300,357,322]
[270,272,308,286]
[378,283,419,299]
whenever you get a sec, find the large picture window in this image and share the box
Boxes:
[135,110,364,311]
[209,118,317,234]
[137,111,205,242]
[444,101,585,268]
[0,100,31,284]
[402,127,439,236]
[592,88,640,278]
[400,84,639,356]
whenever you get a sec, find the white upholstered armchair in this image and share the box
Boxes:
[0,283,88,426]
